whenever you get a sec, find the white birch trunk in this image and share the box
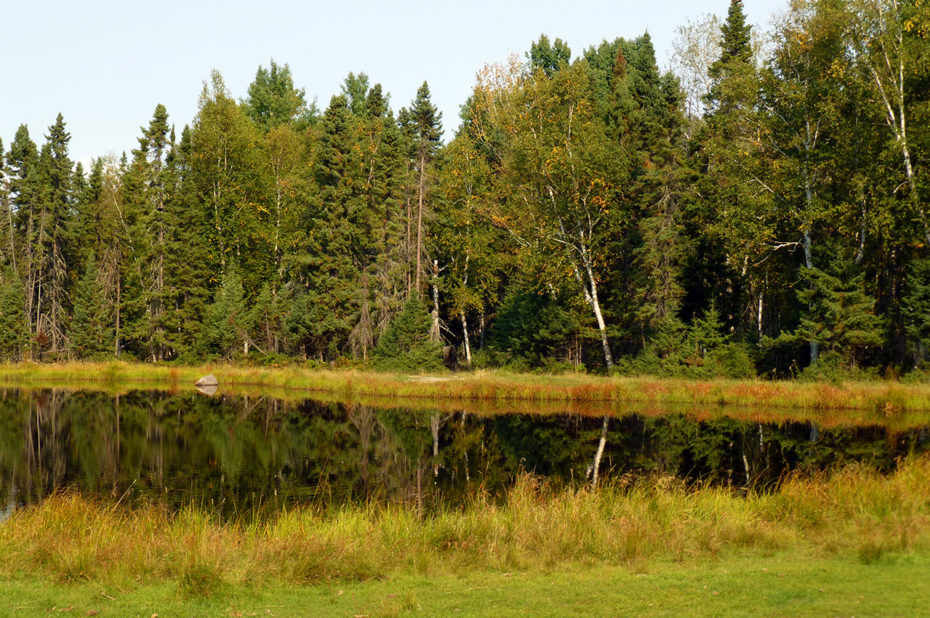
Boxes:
[461,311,472,366]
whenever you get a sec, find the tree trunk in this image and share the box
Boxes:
[479,309,485,350]
[430,260,440,343]
[585,263,613,369]
[405,156,413,298]
[115,277,121,357]
[415,151,426,294]
[461,311,472,366]
[802,226,818,364]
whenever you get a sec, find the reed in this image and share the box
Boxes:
[2,456,929,592]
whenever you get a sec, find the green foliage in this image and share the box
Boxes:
[68,257,112,360]
[794,261,884,367]
[528,34,571,76]
[0,268,28,360]
[489,288,580,368]
[6,3,930,377]
[904,258,930,367]
[371,295,443,372]
[615,304,755,379]
[199,269,251,358]
[241,60,310,130]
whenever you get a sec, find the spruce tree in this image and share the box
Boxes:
[199,268,250,358]
[0,267,28,360]
[7,126,39,352]
[716,0,752,66]
[410,82,442,294]
[69,257,111,359]
[162,125,212,358]
[371,294,443,372]
[35,114,75,355]
[124,105,174,360]
[794,259,884,368]
[704,0,754,117]
[903,258,930,367]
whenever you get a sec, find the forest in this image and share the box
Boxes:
[1,0,929,379]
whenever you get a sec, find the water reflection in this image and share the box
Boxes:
[0,389,927,517]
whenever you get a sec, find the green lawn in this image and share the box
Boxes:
[2,551,927,616]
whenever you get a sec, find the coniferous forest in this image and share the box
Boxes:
[2,0,930,379]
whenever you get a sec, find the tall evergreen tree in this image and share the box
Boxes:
[7,125,40,349]
[0,266,27,360]
[123,104,175,360]
[32,114,75,356]
[199,267,250,357]
[410,82,442,295]
[692,0,767,345]
[69,256,111,359]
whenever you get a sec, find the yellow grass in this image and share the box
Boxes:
[2,456,929,590]
[1,361,930,424]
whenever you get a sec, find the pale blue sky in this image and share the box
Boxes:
[1,1,785,164]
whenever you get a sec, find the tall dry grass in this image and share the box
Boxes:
[2,456,929,594]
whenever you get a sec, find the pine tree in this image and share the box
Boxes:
[69,256,112,359]
[0,267,28,360]
[123,104,174,360]
[199,268,250,358]
[371,294,443,372]
[903,258,930,367]
[33,114,75,356]
[410,82,442,294]
[794,259,884,368]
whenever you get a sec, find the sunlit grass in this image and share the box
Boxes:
[2,456,929,591]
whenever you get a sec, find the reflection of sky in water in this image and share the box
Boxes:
[0,389,926,520]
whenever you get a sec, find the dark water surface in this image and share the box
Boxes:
[1,388,928,517]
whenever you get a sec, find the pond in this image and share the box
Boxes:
[0,388,928,517]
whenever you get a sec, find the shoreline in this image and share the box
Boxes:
[0,361,929,428]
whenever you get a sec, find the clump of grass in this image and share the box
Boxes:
[1,457,929,591]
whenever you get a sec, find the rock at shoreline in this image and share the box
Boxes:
[195,374,219,387]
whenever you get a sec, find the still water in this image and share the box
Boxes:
[1,388,928,516]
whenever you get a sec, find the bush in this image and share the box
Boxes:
[371,295,443,373]
[797,351,880,383]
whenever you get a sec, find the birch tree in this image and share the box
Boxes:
[473,60,622,368]
[845,0,930,245]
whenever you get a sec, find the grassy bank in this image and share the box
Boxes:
[6,553,930,616]
[2,361,930,416]
[2,457,929,596]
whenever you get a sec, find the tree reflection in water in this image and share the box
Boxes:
[0,389,926,519]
